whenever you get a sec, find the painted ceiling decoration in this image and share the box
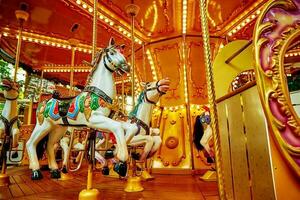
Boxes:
[0,0,268,90]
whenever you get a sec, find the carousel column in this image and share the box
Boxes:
[0,9,29,187]
[68,38,79,96]
[199,0,225,199]
[78,0,100,199]
[124,2,143,193]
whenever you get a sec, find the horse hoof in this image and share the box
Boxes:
[102,166,109,175]
[131,152,140,160]
[50,169,61,179]
[104,149,114,159]
[31,170,43,180]
[61,166,68,174]
[113,162,127,177]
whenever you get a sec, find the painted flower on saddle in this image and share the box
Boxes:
[98,98,107,107]
[39,101,47,113]
[84,95,91,108]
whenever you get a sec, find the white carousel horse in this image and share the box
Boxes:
[0,79,20,147]
[100,78,170,175]
[26,38,138,180]
[126,78,170,161]
[0,79,20,167]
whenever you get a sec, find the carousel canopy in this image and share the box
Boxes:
[0,0,267,95]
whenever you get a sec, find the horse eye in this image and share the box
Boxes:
[110,52,114,56]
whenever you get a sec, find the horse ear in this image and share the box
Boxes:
[108,37,115,47]
[140,82,146,87]
[120,44,125,49]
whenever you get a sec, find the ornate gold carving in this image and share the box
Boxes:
[165,136,179,149]
[153,43,181,100]
[254,0,300,177]
[157,110,186,167]
[169,119,176,125]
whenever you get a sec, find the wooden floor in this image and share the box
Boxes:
[0,166,219,200]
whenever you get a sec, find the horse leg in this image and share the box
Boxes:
[88,115,128,177]
[129,135,154,162]
[88,115,128,162]
[59,136,70,173]
[147,135,162,158]
[11,127,19,148]
[26,121,53,180]
[46,126,67,179]
[122,122,138,144]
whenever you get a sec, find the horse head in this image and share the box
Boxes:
[141,78,170,104]
[94,37,130,75]
[0,78,19,100]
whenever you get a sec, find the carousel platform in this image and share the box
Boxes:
[0,166,218,200]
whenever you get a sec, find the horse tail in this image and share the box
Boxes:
[36,134,49,160]
[193,115,204,151]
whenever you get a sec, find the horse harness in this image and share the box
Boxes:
[0,115,19,154]
[60,86,114,126]
[0,115,19,136]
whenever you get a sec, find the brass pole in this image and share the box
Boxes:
[86,0,98,188]
[142,44,146,81]
[92,0,97,60]
[122,75,125,112]
[199,0,225,199]
[79,0,100,199]
[70,47,75,95]
[14,10,29,81]
[182,36,195,170]
[131,15,135,107]
[38,70,44,102]
[14,25,23,82]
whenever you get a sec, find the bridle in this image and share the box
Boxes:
[1,84,19,101]
[143,81,167,105]
[103,46,127,75]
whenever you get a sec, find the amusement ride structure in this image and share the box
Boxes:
[0,0,300,199]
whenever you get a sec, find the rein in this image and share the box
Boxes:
[144,81,167,104]
[0,115,19,136]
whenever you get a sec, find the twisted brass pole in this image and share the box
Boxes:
[14,25,23,82]
[92,0,97,60]
[199,0,225,199]
[70,47,75,95]
[130,15,135,107]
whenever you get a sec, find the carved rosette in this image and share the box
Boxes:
[254,0,300,177]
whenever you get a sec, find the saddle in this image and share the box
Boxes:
[58,101,72,117]
[52,91,77,100]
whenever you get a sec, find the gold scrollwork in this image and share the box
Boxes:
[254,0,300,177]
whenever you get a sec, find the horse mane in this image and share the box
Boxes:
[193,115,205,151]
[129,91,145,117]
[85,49,104,87]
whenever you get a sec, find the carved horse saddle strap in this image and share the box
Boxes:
[129,116,150,135]
[0,115,19,135]
[84,86,113,104]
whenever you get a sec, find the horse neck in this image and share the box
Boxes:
[135,102,154,126]
[1,99,18,120]
[88,61,116,99]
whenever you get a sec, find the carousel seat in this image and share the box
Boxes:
[52,91,77,100]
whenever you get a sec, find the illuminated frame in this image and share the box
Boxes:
[254,0,300,177]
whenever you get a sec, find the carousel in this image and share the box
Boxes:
[0,0,299,199]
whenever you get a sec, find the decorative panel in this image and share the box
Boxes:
[152,41,184,106]
[217,102,234,200]
[242,86,276,200]
[226,94,251,200]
